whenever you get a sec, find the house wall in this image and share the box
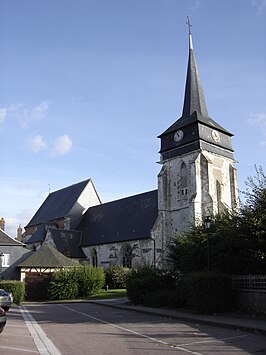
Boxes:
[1,245,32,280]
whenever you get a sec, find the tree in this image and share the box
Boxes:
[241,166,266,271]
[168,167,266,275]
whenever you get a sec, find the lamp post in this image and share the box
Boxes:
[204,216,212,271]
[0,252,4,280]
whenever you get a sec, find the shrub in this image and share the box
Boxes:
[49,269,79,300]
[126,265,176,305]
[0,280,25,305]
[183,271,233,314]
[105,266,131,289]
[76,265,105,297]
[48,265,105,300]
[143,289,178,308]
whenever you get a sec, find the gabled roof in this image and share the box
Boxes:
[0,229,25,246]
[47,228,85,259]
[79,190,158,247]
[25,224,85,259]
[18,243,78,268]
[26,179,91,227]
[26,224,50,244]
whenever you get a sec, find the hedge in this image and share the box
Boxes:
[0,280,25,305]
[48,265,105,300]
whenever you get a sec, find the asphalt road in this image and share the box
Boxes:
[1,302,265,354]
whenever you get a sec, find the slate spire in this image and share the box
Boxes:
[181,27,209,119]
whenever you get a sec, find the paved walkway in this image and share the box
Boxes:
[89,297,266,335]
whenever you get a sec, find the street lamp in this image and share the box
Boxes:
[204,216,212,271]
[0,252,4,280]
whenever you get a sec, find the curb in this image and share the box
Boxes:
[89,300,266,335]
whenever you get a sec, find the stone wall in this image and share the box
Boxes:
[234,289,266,315]
[82,238,157,269]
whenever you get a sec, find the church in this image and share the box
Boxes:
[21,27,238,270]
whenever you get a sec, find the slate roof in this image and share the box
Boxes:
[26,179,91,227]
[26,223,51,244]
[79,190,158,247]
[182,34,209,119]
[0,229,25,246]
[18,243,78,268]
[48,228,85,259]
[159,34,232,137]
[159,110,232,137]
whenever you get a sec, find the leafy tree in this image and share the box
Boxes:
[168,167,266,275]
[241,166,266,261]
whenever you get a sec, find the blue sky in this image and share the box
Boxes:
[1,0,265,237]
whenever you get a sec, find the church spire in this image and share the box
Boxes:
[182,17,209,118]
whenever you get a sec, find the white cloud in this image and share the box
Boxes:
[251,0,266,14]
[189,0,201,11]
[0,107,7,124]
[27,135,48,153]
[31,101,49,121]
[248,112,266,145]
[6,101,50,128]
[52,134,73,156]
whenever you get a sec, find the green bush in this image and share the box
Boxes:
[76,265,105,297]
[126,265,176,305]
[48,265,105,300]
[0,280,25,305]
[183,271,234,314]
[105,266,131,289]
[143,288,178,308]
[49,269,79,300]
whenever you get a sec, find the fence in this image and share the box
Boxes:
[232,275,266,289]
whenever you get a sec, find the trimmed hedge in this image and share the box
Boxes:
[0,280,25,305]
[182,271,234,314]
[142,288,178,308]
[104,266,131,289]
[126,265,175,305]
[48,265,105,300]
[126,267,234,314]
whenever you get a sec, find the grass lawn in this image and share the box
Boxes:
[89,289,127,300]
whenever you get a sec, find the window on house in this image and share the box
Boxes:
[2,254,10,267]
[91,249,98,267]
[122,245,132,268]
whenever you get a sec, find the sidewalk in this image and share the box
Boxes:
[89,297,266,335]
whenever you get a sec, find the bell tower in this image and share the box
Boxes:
[157,18,238,256]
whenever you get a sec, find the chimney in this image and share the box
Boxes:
[17,224,23,241]
[0,218,5,231]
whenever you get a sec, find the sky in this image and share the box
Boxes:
[0,0,265,238]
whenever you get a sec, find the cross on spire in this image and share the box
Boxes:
[186,16,192,35]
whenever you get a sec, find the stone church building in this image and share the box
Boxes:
[22,31,238,269]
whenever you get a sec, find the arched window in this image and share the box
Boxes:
[180,162,188,196]
[91,249,98,267]
[122,245,132,268]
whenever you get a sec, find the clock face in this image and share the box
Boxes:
[174,130,184,142]
[211,130,220,142]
